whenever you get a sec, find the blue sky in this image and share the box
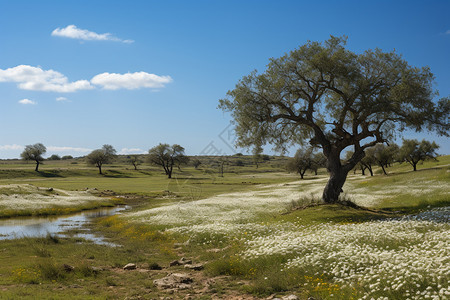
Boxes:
[0,0,449,159]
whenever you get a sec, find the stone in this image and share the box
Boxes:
[169,260,181,267]
[184,263,204,271]
[90,266,102,273]
[62,264,74,272]
[283,296,299,300]
[169,257,192,267]
[123,263,137,270]
[153,273,193,290]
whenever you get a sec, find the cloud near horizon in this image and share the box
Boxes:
[0,144,23,150]
[52,25,134,43]
[47,146,92,153]
[119,148,146,155]
[0,65,93,93]
[0,65,172,93]
[18,99,36,105]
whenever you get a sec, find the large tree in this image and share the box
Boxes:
[398,139,439,171]
[21,143,46,172]
[219,36,449,203]
[148,143,187,178]
[86,144,117,174]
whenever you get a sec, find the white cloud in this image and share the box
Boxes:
[1,65,172,93]
[47,146,92,153]
[52,25,134,43]
[119,148,146,155]
[91,72,173,90]
[0,144,23,150]
[56,96,69,102]
[0,65,93,93]
[18,99,36,105]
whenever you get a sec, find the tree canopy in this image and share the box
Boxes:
[219,36,449,203]
[21,143,47,172]
[398,139,439,171]
[148,143,187,178]
[86,144,117,174]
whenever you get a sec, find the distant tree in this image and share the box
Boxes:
[61,155,73,160]
[21,143,46,172]
[310,152,327,175]
[261,154,271,161]
[287,147,316,179]
[192,159,202,169]
[372,143,399,175]
[235,159,245,167]
[48,154,61,160]
[86,144,117,174]
[148,144,187,178]
[398,139,439,171]
[253,153,262,169]
[219,36,449,203]
[217,157,228,177]
[128,155,141,170]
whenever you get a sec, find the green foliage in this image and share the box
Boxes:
[86,144,117,174]
[48,154,61,160]
[398,139,439,171]
[219,36,449,202]
[20,143,46,171]
[148,143,188,178]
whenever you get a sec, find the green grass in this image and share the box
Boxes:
[0,155,448,299]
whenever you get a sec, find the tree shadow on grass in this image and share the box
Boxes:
[37,171,64,178]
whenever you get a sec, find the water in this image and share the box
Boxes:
[0,205,130,246]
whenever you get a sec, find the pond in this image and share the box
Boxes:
[0,205,130,246]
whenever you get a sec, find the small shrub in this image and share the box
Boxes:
[36,260,66,281]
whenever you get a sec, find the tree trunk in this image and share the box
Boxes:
[367,166,373,176]
[360,166,365,176]
[380,163,387,175]
[413,163,417,171]
[299,170,305,179]
[98,165,102,175]
[35,161,40,172]
[168,164,173,178]
[322,153,349,203]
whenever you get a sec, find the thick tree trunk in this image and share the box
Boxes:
[98,165,102,174]
[367,166,373,176]
[322,168,348,203]
[413,163,417,171]
[322,152,350,203]
[35,161,40,172]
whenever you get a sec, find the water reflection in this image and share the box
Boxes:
[0,205,130,246]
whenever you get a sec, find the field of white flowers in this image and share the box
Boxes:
[0,184,107,211]
[129,175,449,299]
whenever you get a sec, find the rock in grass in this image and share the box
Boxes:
[62,264,74,272]
[184,263,204,271]
[149,262,162,270]
[123,263,137,270]
[169,257,192,267]
[153,273,193,289]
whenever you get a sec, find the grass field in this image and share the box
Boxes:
[0,155,448,299]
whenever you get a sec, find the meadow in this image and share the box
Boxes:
[0,155,448,299]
